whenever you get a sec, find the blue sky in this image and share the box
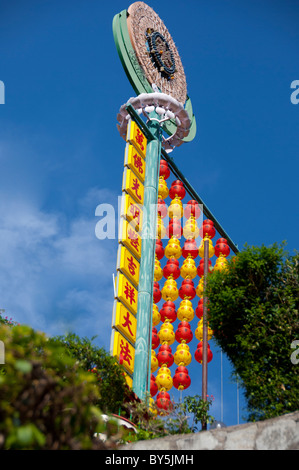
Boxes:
[0,0,298,427]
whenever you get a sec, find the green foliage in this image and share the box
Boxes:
[182,395,215,431]
[0,324,107,449]
[205,243,299,422]
[123,394,167,441]
[122,393,215,443]
[52,333,129,414]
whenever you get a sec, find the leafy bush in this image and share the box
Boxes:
[52,333,129,414]
[0,324,107,449]
[206,243,299,421]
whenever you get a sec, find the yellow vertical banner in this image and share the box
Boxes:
[112,300,137,344]
[120,194,143,232]
[124,143,146,183]
[115,273,138,315]
[111,330,135,376]
[126,120,147,159]
[119,218,142,261]
[122,167,144,205]
[116,245,140,287]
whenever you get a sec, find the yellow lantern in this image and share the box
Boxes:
[164,236,182,260]
[183,216,199,239]
[158,321,175,345]
[156,215,166,239]
[174,343,192,367]
[195,320,214,341]
[156,367,173,391]
[158,177,169,200]
[161,278,179,302]
[177,299,195,322]
[149,397,158,416]
[151,349,159,372]
[152,303,161,326]
[168,196,183,219]
[154,257,163,282]
[180,256,197,279]
[198,236,215,258]
[213,254,229,272]
[196,277,205,297]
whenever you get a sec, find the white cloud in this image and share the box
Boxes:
[0,188,119,350]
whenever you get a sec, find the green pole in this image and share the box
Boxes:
[133,113,161,400]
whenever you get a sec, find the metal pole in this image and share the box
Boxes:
[132,113,161,401]
[221,349,223,423]
[201,238,209,431]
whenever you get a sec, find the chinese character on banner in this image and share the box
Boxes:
[133,152,144,175]
[112,301,137,343]
[131,177,142,202]
[127,255,137,277]
[128,227,140,254]
[124,280,136,306]
[126,121,147,158]
[122,168,144,205]
[111,331,135,375]
[135,128,145,152]
[120,194,143,231]
[121,311,134,337]
[120,339,133,366]
[124,144,146,183]
[117,245,140,287]
[116,273,138,315]
[129,203,141,228]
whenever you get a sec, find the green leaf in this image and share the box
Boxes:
[14,360,32,374]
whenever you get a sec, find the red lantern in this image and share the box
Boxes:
[153,282,162,304]
[197,258,213,277]
[173,365,191,390]
[150,374,158,397]
[156,391,172,411]
[182,239,198,260]
[157,198,168,219]
[195,344,213,363]
[167,218,183,238]
[214,240,230,257]
[157,346,174,368]
[196,341,211,349]
[159,301,177,323]
[195,299,209,319]
[159,159,170,180]
[195,299,203,319]
[163,258,180,280]
[155,239,164,260]
[179,279,196,300]
[200,219,216,239]
[184,200,201,219]
[169,180,186,200]
[175,321,193,344]
[217,238,228,244]
[152,327,160,349]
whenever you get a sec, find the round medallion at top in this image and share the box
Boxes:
[127,2,187,104]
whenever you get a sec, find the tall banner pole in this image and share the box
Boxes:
[133,115,161,400]
[202,238,209,430]
[112,2,238,415]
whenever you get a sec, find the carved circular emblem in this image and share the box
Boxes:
[127,2,187,104]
